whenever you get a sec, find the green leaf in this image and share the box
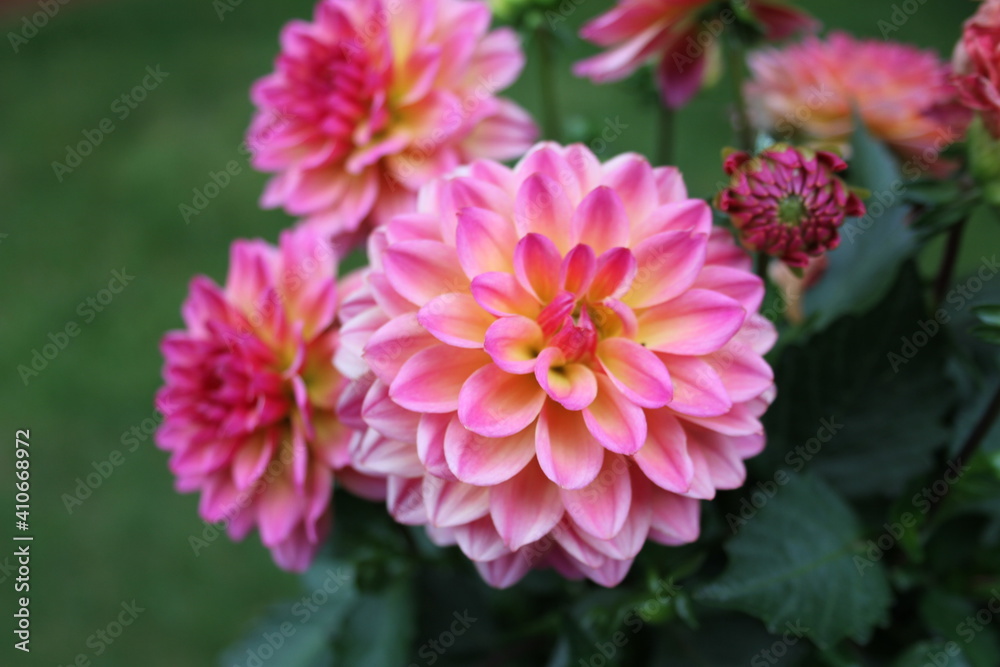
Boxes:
[218,563,359,667]
[804,117,916,329]
[919,589,1000,667]
[696,474,892,649]
[894,641,974,667]
[974,305,1000,328]
[760,264,952,496]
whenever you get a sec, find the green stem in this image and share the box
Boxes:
[933,217,968,304]
[755,252,769,283]
[657,106,676,165]
[536,26,561,142]
[724,38,754,152]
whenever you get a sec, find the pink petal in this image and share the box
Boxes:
[418,293,495,348]
[490,461,564,550]
[693,266,765,313]
[456,206,518,277]
[390,345,489,413]
[387,476,426,525]
[560,244,597,295]
[458,364,546,437]
[632,200,712,242]
[637,289,746,355]
[601,153,658,228]
[648,488,701,545]
[475,551,531,589]
[534,347,598,411]
[416,413,458,480]
[362,313,436,384]
[423,476,491,527]
[578,469,651,560]
[383,240,470,306]
[361,379,422,441]
[484,316,544,374]
[583,376,647,454]
[657,354,732,417]
[514,173,573,251]
[444,415,536,485]
[470,271,542,318]
[588,248,637,301]
[596,338,673,408]
[513,233,562,303]
[453,517,510,562]
[535,401,605,489]
[571,186,630,253]
[561,453,632,540]
[656,28,710,109]
[625,231,707,308]
[632,409,693,493]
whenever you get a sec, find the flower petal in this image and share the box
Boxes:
[561,453,632,540]
[458,364,546,437]
[456,206,518,277]
[484,316,545,374]
[536,401,605,489]
[625,231,707,308]
[418,293,495,348]
[596,338,673,409]
[444,414,536,485]
[490,460,564,550]
[390,345,489,413]
[637,289,745,355]
[383,240,470,306]
[571,186,630,253]
[657,354,731,417]
[423,476,491,527]
[582,376,647,454]
[513,233,562,302]
[534,347,598,411]
[470,271,541,318]
[632,409,692,493]
[514,173,573,251]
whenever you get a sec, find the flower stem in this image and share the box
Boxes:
[657,106,676,165]
[724,38,754,152]
[536,25,562,142]
[933,218,968,304]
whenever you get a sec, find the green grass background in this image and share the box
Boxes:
[0,0,993,664]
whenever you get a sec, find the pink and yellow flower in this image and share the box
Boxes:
[155,228,383,572]
[248,0,537,247]
[746,32,971,170]
[953,0,1000,137]
[338,142,776,587]
[573,0,816,109]
[716,145,865,268]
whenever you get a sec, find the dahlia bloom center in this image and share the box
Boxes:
[777,195,807,226]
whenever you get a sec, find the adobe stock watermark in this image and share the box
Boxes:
[888,255,999,373]
[231,567,353,667]
[854,459,968,575]
[750,620,810,667]
[17,268,135,386]
[57,600,145,667]
[577,579,683,667]
[7,0,72,53]
[61,406,171,514]
[878,0,930,39]
[726,416,843,533]
[51,65,170,182]
[179,107,296,224]
[408,610,478,666]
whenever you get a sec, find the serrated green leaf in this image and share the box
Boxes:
[696,474,891,649]
[760,264,952,496]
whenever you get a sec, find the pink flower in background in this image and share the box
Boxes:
[338,142,776,587]
[155,229,384,572]
[716,145,865,268]
[953,0,1000,137]
[248,0,537,247]
[573,0,816,109]
[746,33,971,170]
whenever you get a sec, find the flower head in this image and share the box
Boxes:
[573,0,816,109]
[339,143,777,587]
[953,0,1000,137]
[717,145,864,268]
[249,0,537,246]
[746,33,971,170]
[155,228,383,572]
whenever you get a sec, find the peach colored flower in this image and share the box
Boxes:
[338,143,776,587]
[746,32,971,171]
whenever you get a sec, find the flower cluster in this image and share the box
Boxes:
[335,143,777,586]
[953,0,1000,137]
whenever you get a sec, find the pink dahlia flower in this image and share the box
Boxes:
[716,145,865,268]
[337,142,777,587]
[573,0,816,109]
[746,33,971,171]
[953,0,1000,137]
[248,0,538,246]
[154,228,384,572]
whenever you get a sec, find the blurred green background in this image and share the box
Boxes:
[0,0,991,664]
